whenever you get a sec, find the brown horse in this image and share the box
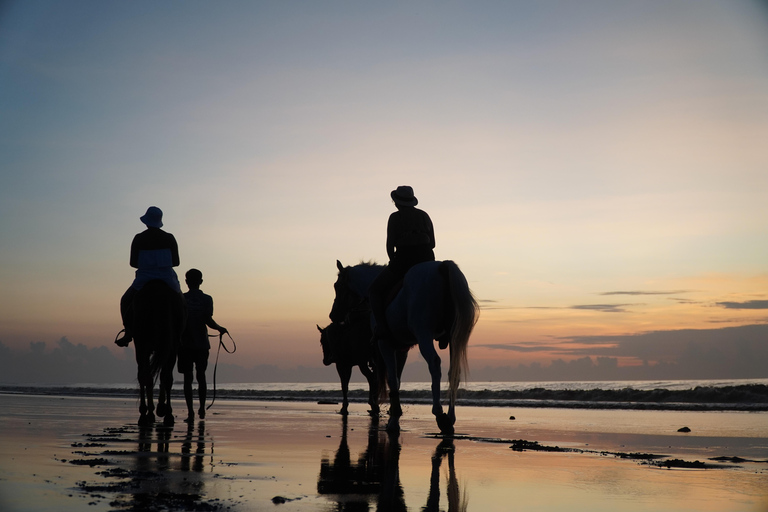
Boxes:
[330,260,478,434]
[318,318,380,416]
[132,279,185,426]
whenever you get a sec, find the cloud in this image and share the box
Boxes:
[479,323,768,373]
[569,304,637,313]
[599,290,691,296]
[475,324,768,380]
[0,337,135,384]
[716,300,768,310]
[522,303,640,313]
[0,337,340,384]
[473,343,567,353]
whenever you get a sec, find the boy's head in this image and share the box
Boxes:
[185,268,203,287]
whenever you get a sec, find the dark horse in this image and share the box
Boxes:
[330,260,478,434]
[132,279,185,427]
[317,319,379,416]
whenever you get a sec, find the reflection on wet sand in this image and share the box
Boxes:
[76,421,217,511]
[180,420,210,473]
[318,416,467,511]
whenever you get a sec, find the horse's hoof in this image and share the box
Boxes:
[339,406,349,416]
[156,403,167,417]
[368,408,380,417]
[436,413,455,436]
[138,413,155,427]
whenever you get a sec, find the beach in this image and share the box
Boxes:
[0,392,766,511]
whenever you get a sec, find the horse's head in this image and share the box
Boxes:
[317,323,341,366]
[329,260,360,323]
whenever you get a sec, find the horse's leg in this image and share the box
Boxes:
[157,386,167,417]
[418,335,454,435]
[136,348,155,426]
[145,379,156,423]
[378,340,404,432]
[446,346,456,426]
[336,363,352,415]
[160,362,174,427]
[138,381,148,424]
[359,362,379,416]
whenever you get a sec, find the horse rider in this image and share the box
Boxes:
[368,186,435,342]
[115,206,182,347]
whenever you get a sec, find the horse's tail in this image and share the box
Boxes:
[443,261,479,404]
[375,340,389,404]
[147,283,183,383]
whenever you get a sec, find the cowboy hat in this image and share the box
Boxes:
[391,186,418,207]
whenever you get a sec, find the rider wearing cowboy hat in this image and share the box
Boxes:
[368,186,435,341]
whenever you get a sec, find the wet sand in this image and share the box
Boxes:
[0,392,766,511]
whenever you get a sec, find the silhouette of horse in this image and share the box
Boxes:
[317,319,379,416]
[318,416,405,510]
[330,260,478,434]
[132,279,184,426]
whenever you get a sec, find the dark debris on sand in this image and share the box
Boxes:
[430,434,744,470]
[509,439,569,452]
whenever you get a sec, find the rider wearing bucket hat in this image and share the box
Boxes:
[115,206,182,347]
[369,186,435,341]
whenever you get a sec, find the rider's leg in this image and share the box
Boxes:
[116,287,136,346]
[368,267,398,341]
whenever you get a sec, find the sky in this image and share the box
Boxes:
[1,1,768,382]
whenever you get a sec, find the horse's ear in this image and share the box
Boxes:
[336,260,344,272]
[317,324,323,333]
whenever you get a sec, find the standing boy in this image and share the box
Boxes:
[179,268,228,423]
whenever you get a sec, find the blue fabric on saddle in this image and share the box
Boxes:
[384,262,453,349]
[132,249,181,293]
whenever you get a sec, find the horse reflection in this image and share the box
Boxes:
[318,416,403,510]
[424,439,466,512]
[318,418,466,511]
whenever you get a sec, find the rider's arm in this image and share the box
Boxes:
[169,234,180,267]
[386,212,398,260]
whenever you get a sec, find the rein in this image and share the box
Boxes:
[206,331,237,410]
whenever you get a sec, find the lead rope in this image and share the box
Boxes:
[207,331,237,410]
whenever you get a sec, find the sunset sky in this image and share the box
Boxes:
[1,1,767,381]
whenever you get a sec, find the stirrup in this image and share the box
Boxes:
[114,329,132,347]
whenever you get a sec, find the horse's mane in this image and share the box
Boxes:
[355,260,383,268]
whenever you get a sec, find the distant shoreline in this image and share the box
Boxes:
[2,382,766,411]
